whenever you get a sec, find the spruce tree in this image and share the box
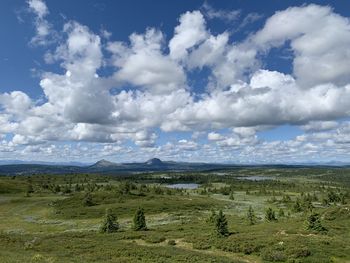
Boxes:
[306,212,327,232]
[340,193,346,205]
[100,208,119,233]
[229,192,235,200]
[293,199,302,212]
[27,183,34,194]
[207,209,217,224]
[83,192,94,206]
[322,198,330,206]
[133,207,147,231]
[265,207,277,221]
[247,205,256,225]
[215,210,229,237]
[278,208,285,218]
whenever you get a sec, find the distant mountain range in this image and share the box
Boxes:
[0,158,348,175]
[0,160,89,166]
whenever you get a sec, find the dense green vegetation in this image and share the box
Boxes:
[0,167,349,262]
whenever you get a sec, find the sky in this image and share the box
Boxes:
[1,0,350,164]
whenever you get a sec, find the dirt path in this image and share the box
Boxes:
[123,239,261,263]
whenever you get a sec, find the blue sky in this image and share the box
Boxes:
[1,0,350,164]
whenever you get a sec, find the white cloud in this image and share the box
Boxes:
[161,69,350,134]
[110,28,186,94]
[27,0,55,45]
[169,11,208,61]
[301,121,339,132]
[202,2,240,22]
[28,0,48,18]
[2,2,350,163]
[0,91,32,117]
[187,33,229,69]
[208,132,224,141]
[253,4,350,88]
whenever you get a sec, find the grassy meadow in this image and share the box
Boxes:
[0,168,349,262]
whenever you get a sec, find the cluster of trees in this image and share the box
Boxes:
[323,190,347,205]
[26,178,188,199]
[100,207,147,233]
[208,205,285,237]
[253,205,328,234]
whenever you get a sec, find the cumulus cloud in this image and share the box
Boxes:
[164,70,350,131]
[253,4,350,87]
[27,0,55,45]
[110,28,186,94]
[169,11,208,61]
[2,1,350,162]
[301,121,339,132]
[208,132,224,141]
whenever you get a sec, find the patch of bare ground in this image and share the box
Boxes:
[123,239,261,263]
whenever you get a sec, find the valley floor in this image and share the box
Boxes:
[0,168,349,262]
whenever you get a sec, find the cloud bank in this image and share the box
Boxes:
[1,1,350,163]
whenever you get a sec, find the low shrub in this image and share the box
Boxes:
[192,239,212,250]
[144,236,166,244]
[167,239,176,246]
[261,247,287,261]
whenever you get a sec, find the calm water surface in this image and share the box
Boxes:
[238,176,275,181]
[166,183,199,189]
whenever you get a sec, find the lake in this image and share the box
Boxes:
[166,183,199,189]
[238,176,275,181]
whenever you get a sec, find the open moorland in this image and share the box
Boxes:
[0,167,349,263]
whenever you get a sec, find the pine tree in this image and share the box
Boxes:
[322,198,330,206]
[265,207,277,221]
[27,183,34,194]
[229,192,235,200]
[247,205,256,225]
[74,184,82,192]
[340,193,346,205]
[306,212,327,232]
[207,209,217,224]
[278,208,285,218]
[100,208,119,233]
[215,210,229,237]
[293,199,302,212]
[53,184,61,193]
[133,207,147,231]
[304,200,314,212]
[83,192,94,206]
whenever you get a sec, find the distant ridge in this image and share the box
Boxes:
[90,159,118,168]
[145,158,164,166]
[0,158,348,175]
[0,160,88,166]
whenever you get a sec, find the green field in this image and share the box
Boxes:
[0,168,349,262]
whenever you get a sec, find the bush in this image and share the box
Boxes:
[261,247,286,261]
[241,242,262,255]
[216,239,262,254]
[289,246,311,258]
[192,240,212,250]
[144,236,166,244]
[167,239,176,246]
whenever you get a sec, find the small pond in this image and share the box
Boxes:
[166,183,199,189]
[238,176,275,181]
